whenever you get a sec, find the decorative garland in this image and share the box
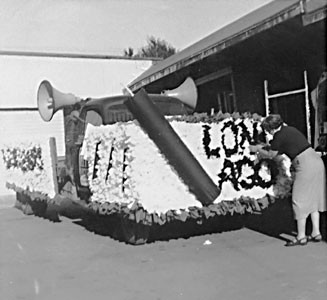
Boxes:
[1,112,293,227]
[166,111,263,124]
[221,120,239,157]
[202,125,220,158]
[1,145,43,172]
[201,117,264,161]
[83,124,137,204]
[82,112,292,225]
[218,157,277,191]
[87,154,290,226]
[1,140,57,199]
[6,182,51,202]
[237,157,258,190]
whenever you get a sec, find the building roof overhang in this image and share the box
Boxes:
[128,0,326,92]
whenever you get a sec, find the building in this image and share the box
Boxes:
[129,0,326,140]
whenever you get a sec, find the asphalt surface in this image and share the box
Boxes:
[0,195,326,300]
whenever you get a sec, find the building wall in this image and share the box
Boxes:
[230,18,326,139]
[232,17,325,111]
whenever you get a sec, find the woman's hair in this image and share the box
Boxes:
[261,114,283,132]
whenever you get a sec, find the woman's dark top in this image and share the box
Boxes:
[270,126,311,160]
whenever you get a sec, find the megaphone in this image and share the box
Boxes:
[37,80,81,122]
[161,77,198,109]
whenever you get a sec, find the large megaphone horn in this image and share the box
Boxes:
[161,77,198,109]
[37,80,81,122]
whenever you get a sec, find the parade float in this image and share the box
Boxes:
[1,138,58,218]
[1,78,293,244]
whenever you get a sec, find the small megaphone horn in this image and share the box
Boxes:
[161,77,198,109]
[37,80,81,122]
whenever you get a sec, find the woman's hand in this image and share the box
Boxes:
[249,144,266,153]
[249,144,259,153]
[257,145,278,158]
[249,143,276,156]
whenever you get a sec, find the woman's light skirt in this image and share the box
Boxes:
[292,148,326,220]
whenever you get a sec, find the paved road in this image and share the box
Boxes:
[0,196,326,300]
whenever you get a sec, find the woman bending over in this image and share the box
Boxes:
[250,114,326,247]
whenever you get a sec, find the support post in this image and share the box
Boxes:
[304,70,311,143]
[264,71,311,142]
[264,80,269,116]
[49,137,59,194]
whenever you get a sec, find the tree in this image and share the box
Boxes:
[123,36,177,59]
[123,47,134,57]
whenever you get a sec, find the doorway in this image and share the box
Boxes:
[196,68,236,114]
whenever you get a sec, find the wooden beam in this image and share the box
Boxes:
[0,107,38,111]
[0,50,162,61]
[195,67,232,86]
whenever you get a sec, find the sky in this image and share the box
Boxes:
[0,0,273,55]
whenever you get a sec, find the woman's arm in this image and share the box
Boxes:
[249,144,278,158]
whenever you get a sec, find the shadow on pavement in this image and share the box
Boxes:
[68,199,294,244]
[8,193,327,244]
[72,198,327,244]
[245,198,327,242]
[244,198,295,242]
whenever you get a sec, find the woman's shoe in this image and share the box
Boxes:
[308,234,322,243]
[285,237,308,247]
